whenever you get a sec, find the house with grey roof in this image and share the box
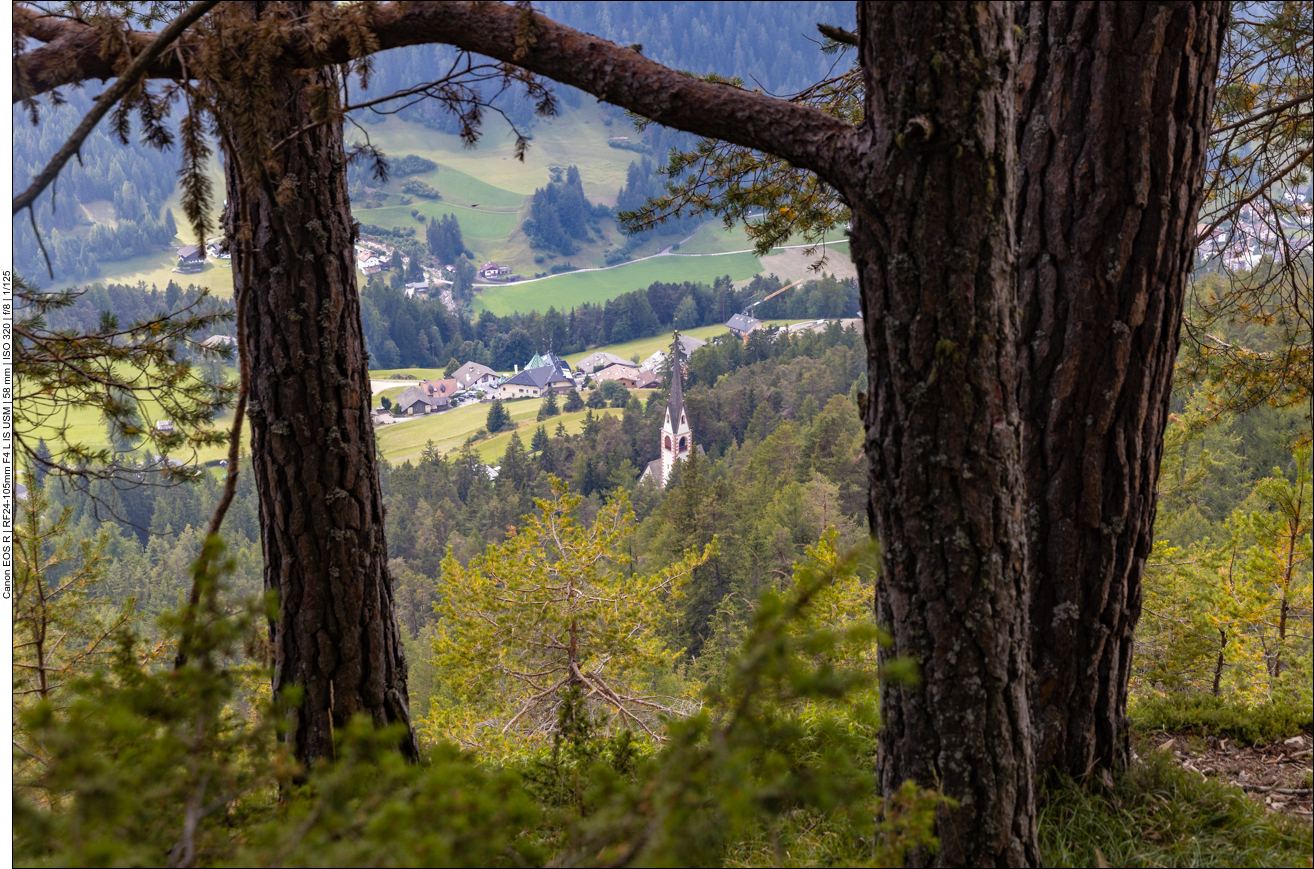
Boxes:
[725,313,763,338]
[578,351,634,373]
[177,245,204,272]
[640,335,705,372]
[495,364,575,400]
[451,361,502,392]
[394,385,449,415]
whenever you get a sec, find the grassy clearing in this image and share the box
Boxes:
[1130,694,1314,745]
[753,241,858,287]
[562,324,731,367]
[350,106,643,202]
[368,367,450,380]
[674,222,755,255]
[355,200,520,244]
[473,251,764,316]
[374,397,645,465]
[48,251,236,296]
[413,162,526,209]
[20,390,247,467]
[1038,752,1312,867]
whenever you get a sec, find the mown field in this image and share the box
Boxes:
[561,324,731,367]
[20,382,249,469]
[373,396,650,465]
[472,251,763,316]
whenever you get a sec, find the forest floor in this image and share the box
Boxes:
[1141,731,1313,818]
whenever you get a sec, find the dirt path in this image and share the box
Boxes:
[1142,731,1313,818]
[370,379,415,396]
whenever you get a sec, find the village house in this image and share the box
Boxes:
[725,312,763,339]
[201,334,236,350]
[417,378,464,401]
[176,245,204,272]
[640,334,706,371]
[393,385,449,415]
[356,247,384,275]
[633,369,661,389]
[404,279,429,299]
[525,351,574,383]
[495,365,574,400]
[577,351,634,373]
[592,363,644,388]
[451,361,502,393]
[480,261,512,279]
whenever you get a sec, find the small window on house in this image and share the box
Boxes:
[664,436,672,450]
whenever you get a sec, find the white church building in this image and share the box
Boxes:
[641,333,704,488]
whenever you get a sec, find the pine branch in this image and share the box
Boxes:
[12,0,222,217]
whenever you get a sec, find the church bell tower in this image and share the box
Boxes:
[659,332,693,487]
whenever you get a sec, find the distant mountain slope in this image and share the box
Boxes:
[540,1,856,95]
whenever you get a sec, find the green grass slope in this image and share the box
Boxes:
[473,251,763,316]
[374,397,648,465]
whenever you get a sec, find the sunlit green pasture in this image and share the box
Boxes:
[49,252,236,296]
[367,367,450,380]
[349,106,643,203]
[673,222,755,255]
[473,251,763,316]
[374,396,645,465]
[19,376,247,468]
[354,199,519,244]
[562,324,732,367]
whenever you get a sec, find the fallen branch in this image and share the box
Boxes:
[1239,784,1313,795]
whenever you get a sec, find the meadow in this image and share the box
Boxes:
[472,251,763,316]
[350,108,642,202]
[20,388,250,470]
[372,397,649,465]
[561,324,731,367]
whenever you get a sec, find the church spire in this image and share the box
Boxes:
[666,331,687,431]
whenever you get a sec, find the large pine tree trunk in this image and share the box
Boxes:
[856,4,1037,865]
[1013,1,1226,781]
[220,4,418,767]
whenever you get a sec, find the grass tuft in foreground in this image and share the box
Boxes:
[1039,751,1312,868]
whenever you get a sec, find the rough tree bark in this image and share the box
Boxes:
[219,4,418,767]
[1014,1,1226,781]
[853,6,1036,864]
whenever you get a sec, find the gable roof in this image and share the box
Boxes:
[418,378,462,397]
[502,365,571,390]
[579,351,634,371]
[452,361,500,386]
[634,369,661,388]
[676,334,706,354]
[178,245,202,261]
[526,351,572,377]
[726,313,762,333]
[395,385,448,410]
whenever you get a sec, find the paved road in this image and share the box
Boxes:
[472,221,849,289]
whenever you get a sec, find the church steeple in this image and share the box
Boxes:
[659,332,693,486]
[666,332,687,431]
